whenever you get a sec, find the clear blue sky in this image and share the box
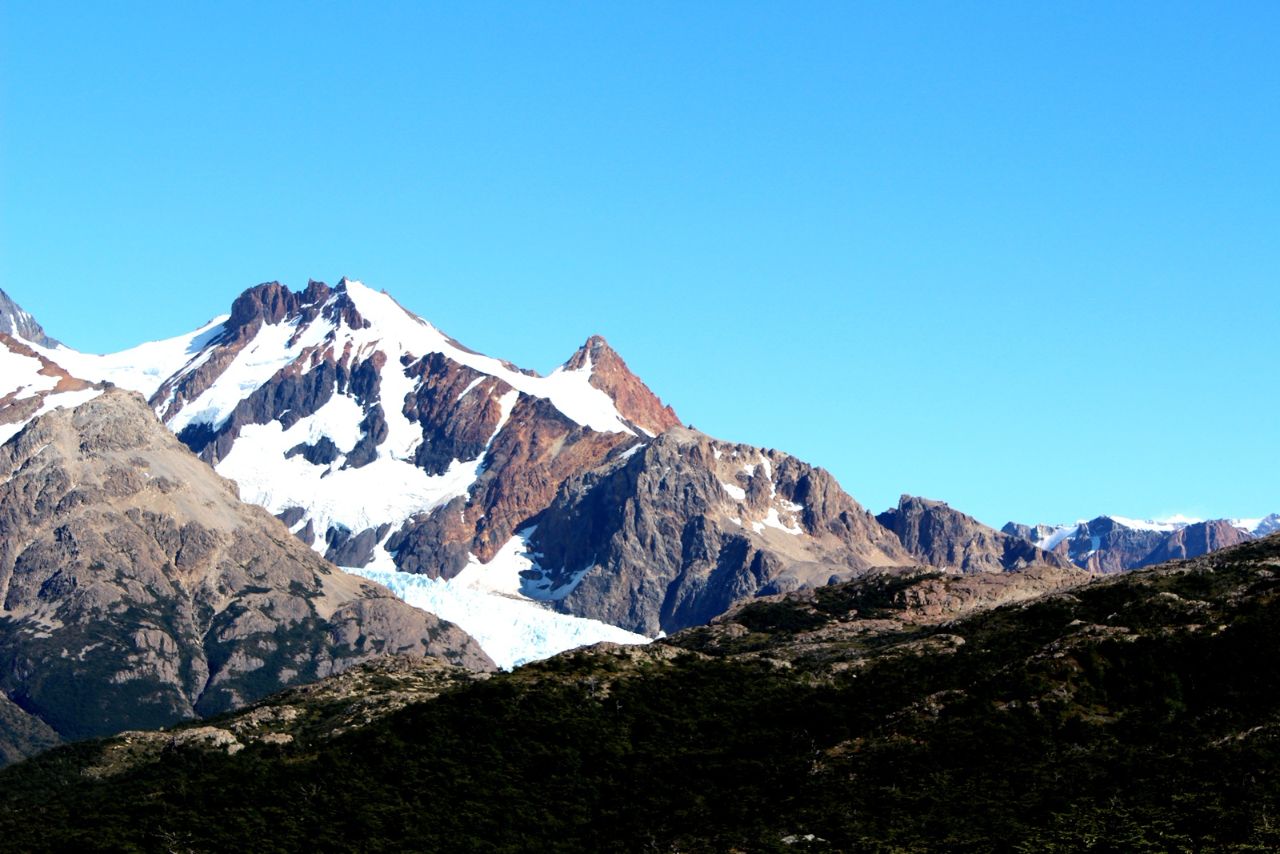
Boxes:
[2,2,1276,526]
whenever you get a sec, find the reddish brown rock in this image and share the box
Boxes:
[0,333,102,429]
[1139,519,1253,566]
[562,335,681,436]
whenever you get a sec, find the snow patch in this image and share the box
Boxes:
[38,317,227,400]
[760,506,803,536]
[348,531,650,670]
[1035,524,1084,551]
[216,393,474,539]
[0,342,57,398]
[341,280,636,435]
[169,316,330,434]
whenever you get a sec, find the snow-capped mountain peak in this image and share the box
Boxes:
[0,287,60,348]
[1233,513,1280,538]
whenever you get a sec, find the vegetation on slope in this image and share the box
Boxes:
[1,538,1279,852]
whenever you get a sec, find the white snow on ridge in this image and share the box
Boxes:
[37,316,228,400]
[1233,514,1280,537]
[0,341,58,398]
[0,339,103,443]
[340,280,636,435]
[26,279,637,443]
[168,315,331,434]
[1107,514,1201,533]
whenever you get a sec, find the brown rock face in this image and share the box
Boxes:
[525,428,913,635]
[1139,520,1253,566]
[876,495,1074,574]
[562,335,681,436]
[389,396,632,578]
[0,390,491,762]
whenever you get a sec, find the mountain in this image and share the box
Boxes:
[526,428,912,634]
[2,534,1278,850]
[1002,513,1271,572]
[1235,513,1280,538]
[1140,518,1255,565]
[876,495,1075,574]
[27,278,910,645]
[0,388,491,763]
[0,289,58,348]
[0,333,104,444]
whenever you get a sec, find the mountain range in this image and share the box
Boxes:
[0,279,1272,769]
[1002,513,1277,573]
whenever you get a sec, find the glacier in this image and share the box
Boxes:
[346,565,651,671]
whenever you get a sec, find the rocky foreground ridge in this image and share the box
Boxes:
[0,389,490,763]
[2,534,1277,850]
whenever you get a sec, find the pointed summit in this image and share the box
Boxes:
[562,334,681,436]
[0,288,60,348]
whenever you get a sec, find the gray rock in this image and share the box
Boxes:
[0,389,492,764]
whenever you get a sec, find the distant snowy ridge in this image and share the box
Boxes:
[1106,514,1203,533]
[1032,514,1277,544]
[1234,514,1280,538]
[34,317,228,399]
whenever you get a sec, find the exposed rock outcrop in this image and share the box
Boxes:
[526,428,913,635]
[561,335,681,436]
[0,389,491,762]
[1138,519,1253,566]
[876,495,1073,574]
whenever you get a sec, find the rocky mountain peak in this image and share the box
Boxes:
[877,494,1074,574]
[0,288,60,348]
[562,334,681,436]
[1261,514,1280,535]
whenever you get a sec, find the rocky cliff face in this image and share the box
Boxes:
[0,390,491,761]
[524,428,913,635]
[0,289,59,348]
[876,495,1074,574]
[1138,519,1253,566]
